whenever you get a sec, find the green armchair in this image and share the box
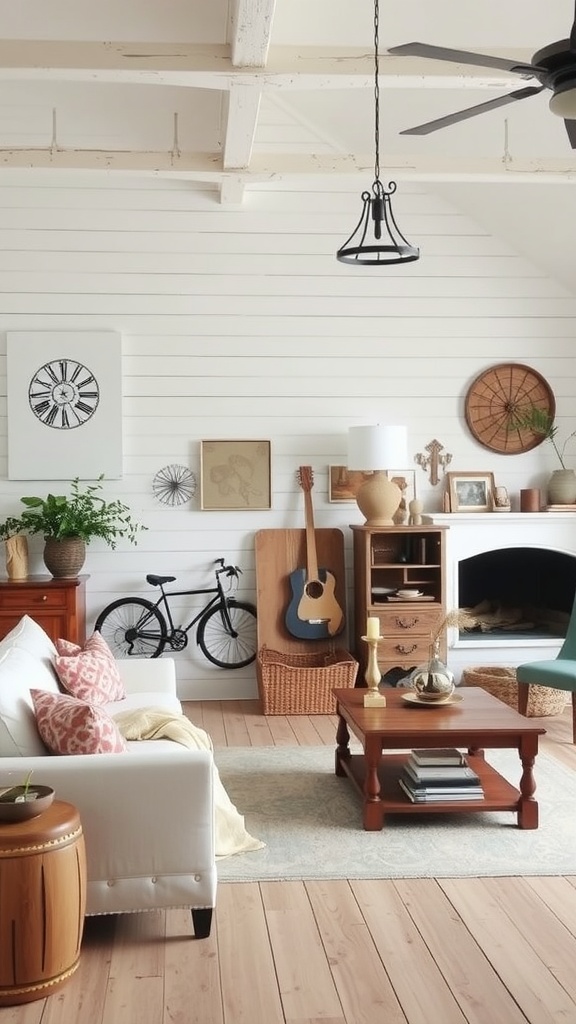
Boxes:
[516,596,576,742]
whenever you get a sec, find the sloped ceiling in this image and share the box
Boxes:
[1,0,576,289]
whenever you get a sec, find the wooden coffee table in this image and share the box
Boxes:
[333,686,546,831]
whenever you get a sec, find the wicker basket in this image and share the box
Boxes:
[257,646,358,715]
[461,665,567,717]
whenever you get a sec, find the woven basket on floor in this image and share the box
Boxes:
[257,646,358,715]
[461,665,566,717]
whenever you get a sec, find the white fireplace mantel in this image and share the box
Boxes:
[430,512,576,680]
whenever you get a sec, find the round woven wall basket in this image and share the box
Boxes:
[461,666,566,717]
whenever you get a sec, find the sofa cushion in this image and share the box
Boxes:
[53,632,126,704]
[0,645,62,756]
[31,689,128,755]
[0,614,58,666]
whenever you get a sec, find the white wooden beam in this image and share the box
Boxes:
[1,147,574,184]
[229,0,277,67]
[0,41,530,92]
[222,1,276,204]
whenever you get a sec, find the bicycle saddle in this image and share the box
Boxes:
[146,574,176,587]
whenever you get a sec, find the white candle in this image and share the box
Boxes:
[366,616,380,640]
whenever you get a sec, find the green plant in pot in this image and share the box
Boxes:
[512,406,576,505]
[0,476,146,578]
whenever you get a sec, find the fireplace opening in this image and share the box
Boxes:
[458,547,576,641]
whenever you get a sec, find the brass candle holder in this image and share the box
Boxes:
[361,634,387,708]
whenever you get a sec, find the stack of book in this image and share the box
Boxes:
[399,747,484,803]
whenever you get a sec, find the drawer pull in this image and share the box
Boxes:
[395,643,417,655]
[396,616,418,629]
[41,595,48,602]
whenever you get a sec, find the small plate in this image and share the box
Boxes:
[396,590,422,598]
[401,692,464,708]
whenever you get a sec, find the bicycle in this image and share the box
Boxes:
[94,558,257,668]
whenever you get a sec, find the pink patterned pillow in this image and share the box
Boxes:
[31,689,128,755]
[55,632,116,660]
[55,637,81,657]
[53,631,125,704]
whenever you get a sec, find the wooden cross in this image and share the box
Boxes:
[415,439,453,486]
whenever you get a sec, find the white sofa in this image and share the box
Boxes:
[0,616,216,939]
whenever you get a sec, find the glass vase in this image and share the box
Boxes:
[410,638,455,701]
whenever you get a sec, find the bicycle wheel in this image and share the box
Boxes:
[197,600,257,669]
[95,598,167,658]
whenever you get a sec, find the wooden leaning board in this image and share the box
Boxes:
[254,528,348,654]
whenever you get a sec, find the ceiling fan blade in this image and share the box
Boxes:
[388,42,541,78]
[399,86,545,136]
[571,0,576,50]
[564,118,576,147]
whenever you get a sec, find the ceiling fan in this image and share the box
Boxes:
[388,4,576,147]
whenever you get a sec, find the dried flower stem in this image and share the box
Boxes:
[431,608,476,649]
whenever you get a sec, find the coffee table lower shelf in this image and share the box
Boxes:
[336,752,527,830]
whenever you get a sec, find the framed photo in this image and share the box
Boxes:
[328,466,370,502]
[200,440,271,510]
[447,471,495,513]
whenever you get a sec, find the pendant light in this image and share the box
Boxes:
[336,0,420,266]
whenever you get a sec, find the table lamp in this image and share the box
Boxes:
[347,424,408,526]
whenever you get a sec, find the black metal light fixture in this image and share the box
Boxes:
[337,0,420,266]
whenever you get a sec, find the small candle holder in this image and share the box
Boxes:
[361,635,387,708]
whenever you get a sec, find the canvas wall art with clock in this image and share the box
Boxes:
[7,331,123,480]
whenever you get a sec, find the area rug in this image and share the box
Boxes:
[215,745,576,881]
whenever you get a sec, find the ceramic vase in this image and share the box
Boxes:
[5,536,29,580]
[547,469,576,505]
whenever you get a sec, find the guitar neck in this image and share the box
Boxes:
[303,488,320,580]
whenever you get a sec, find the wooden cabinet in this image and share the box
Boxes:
[0,576,88,646]
[351,525,447,682]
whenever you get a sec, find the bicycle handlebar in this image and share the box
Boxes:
[215,559,242,579]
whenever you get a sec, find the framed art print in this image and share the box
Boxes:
[7,332,123,480]
[387,469,416,505]
[328,466,370,502]
[200,440,271,510]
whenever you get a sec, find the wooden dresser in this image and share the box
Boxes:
[351,525,447,682]
[0,575,88,645]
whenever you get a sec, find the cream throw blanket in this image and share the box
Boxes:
[113,707,265,859]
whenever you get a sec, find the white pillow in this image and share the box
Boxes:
[0,614,58,664]
[0,645,61,756]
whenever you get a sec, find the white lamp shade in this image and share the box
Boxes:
[347,425,408,471]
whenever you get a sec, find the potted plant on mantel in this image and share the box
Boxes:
[0,476,146,579]
[513,407,576,505]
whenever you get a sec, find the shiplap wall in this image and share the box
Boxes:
[1,171,575,699]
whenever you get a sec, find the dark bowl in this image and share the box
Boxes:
[0,785,55,823]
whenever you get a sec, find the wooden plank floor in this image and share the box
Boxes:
[2,701,575,1024]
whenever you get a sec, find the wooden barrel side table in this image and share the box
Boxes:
[0,800,86,1006]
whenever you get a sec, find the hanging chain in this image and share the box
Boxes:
[373,0,380,184]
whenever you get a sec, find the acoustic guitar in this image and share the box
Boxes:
[285,466,345,640]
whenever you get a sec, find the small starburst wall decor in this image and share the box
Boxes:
[152,465,196,506]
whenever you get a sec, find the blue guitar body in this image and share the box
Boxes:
[285,566,344,640]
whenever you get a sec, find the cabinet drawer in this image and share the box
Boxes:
[377,635,431,661]
[0,587,68,612]
[376,608,441,635]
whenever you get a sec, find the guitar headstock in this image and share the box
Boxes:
[297,466,314,493]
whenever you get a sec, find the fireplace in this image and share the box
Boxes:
[458,547,573,639]
[431,512,576,682]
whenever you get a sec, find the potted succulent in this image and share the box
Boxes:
[0,475,146,578]
[512,407,576,504]
[0,771,55,821]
